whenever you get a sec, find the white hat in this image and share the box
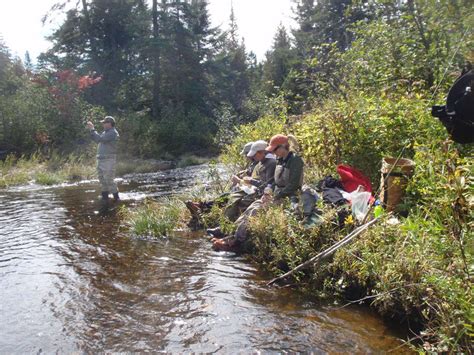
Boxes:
[247,140,268,157]
[240,142,254,155]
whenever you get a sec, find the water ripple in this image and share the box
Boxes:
[0,165,410,353]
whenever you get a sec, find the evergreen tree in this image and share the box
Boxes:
[40,0,151,110]
[292,0,370,56]
[212,4,250,116]
[262,24,294,94]
[151,0,162,120]
[24,51,34,73]
[292,0,316,58]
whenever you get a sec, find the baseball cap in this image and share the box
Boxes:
[247,140,268,157]
[240,142,254,155]
[101,116,116,126]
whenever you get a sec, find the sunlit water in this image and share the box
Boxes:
[0,165,410,353]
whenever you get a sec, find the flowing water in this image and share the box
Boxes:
[0,165,410,353]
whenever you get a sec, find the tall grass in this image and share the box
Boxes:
[34,171,64,185]
[116,158,175,176]
[0,153,96,188]
[120,198,190,237]
[176,154,209,168]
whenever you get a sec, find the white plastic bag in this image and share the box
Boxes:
[350,190,371,222]
[240,184,257,195]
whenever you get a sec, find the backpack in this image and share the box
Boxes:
[432,69,474,144]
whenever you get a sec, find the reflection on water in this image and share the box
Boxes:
[0,165,409,353]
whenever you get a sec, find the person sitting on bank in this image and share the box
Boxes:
[86,116,120,203]
[236,141,258,180]
[185,141,257,217]
[231,140,277,190]
[269,134,304,203]
[207,140,276,237]
[212,134,305,251]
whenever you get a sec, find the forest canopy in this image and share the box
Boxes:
[0,0,472,157]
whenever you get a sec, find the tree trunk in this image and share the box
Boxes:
[81,0,99,69]
[152,0,161,120]
[406,0,434,87]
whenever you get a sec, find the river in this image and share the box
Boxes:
[0,165,410,353]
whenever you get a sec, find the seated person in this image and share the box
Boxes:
[236,141,258,179]
[221,140,277,221]
[212,134,305,251]
[185,141,256,216]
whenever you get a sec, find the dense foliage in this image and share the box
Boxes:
[1,0,473,158]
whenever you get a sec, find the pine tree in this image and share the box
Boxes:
[292,0,316,58]
[24,51,34,73]
[152,0,162,120]
[41,0,151,110]
[262,24,294,94]
[215,4,250,116]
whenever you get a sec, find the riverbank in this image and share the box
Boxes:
[0,153,210,188]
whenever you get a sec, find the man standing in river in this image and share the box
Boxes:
[86,116,120,203]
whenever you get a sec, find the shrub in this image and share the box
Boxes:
[34,171,64,185]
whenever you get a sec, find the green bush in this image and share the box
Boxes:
[291,91,444,184]
[34,171,64,185]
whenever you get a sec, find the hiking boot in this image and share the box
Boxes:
[101,192,109,201]
[212,238,237,252]
[302,212,323,229]
[113,192,120,202]
[206,227,224,238]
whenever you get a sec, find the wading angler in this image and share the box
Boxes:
[86,116,120,203]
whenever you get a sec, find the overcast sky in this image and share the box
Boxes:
[0,0,295,63]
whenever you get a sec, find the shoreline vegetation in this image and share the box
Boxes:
[122,90,473,353]
[0,153,210,188]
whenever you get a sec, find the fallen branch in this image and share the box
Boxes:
[267,215,386,286]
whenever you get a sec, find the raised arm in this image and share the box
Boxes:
[90,129,117,143]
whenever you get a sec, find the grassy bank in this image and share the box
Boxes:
[0,153,210,188]
[0,154,96,188]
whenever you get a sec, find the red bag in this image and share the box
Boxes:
[337,164,372,193]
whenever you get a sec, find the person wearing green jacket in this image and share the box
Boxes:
[268,134,304,201]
